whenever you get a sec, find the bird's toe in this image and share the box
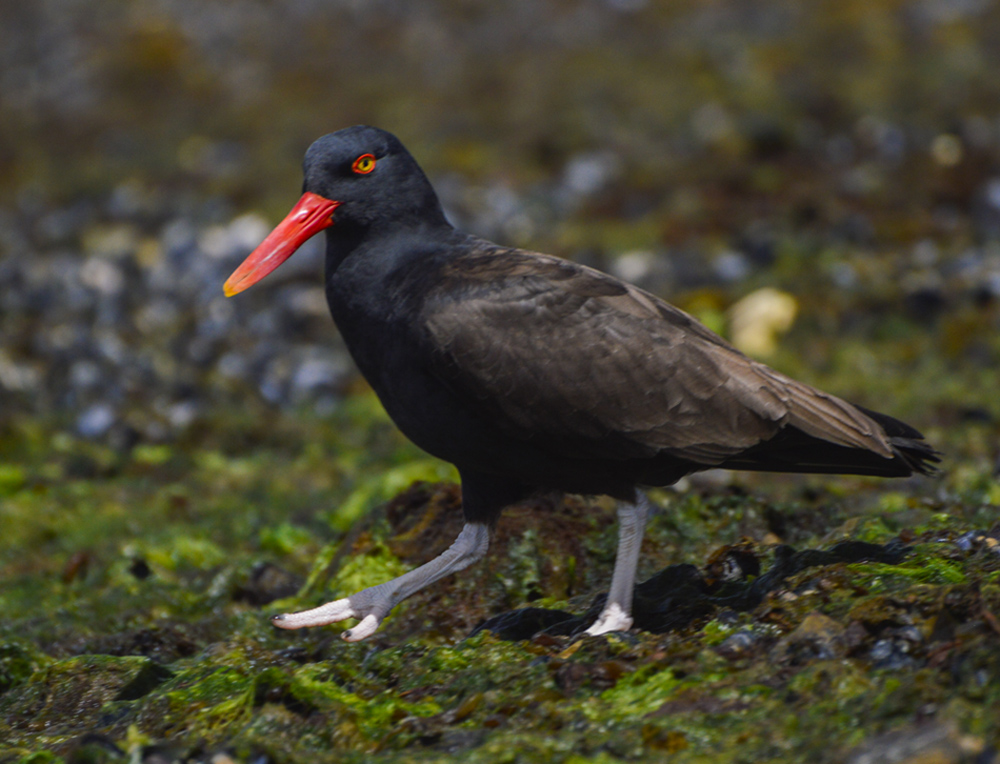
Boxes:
[342,613,381,642]
[271,598,358,629]
[584,603,633,636]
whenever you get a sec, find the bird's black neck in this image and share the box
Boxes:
[324,218,457,278]
[322,220,465,334]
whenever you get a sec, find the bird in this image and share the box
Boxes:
[224,125,939,642]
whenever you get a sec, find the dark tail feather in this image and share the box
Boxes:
[853,406,941,476]
[719,407,941,478]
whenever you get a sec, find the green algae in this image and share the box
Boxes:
[3,408,999,762]
[329,459,459,533]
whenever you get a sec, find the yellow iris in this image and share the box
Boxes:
[352,154,376,174]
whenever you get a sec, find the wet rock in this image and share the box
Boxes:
[869,635,918,671]
[704,543,761,586]
[64,733,125,763]
[651,691,750,717]
[129,558,152,580]
[83,627,198,665]
[954,530,981,554]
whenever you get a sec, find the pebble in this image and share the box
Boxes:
[77,403,116,439]
[80,256,125,295]
[713,250,751,282]
[869,634,918,671]
[290,356,347,402]
[0,188,357,446]
[716,629,760,660]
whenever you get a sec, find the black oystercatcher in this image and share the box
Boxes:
[224,126,938,641]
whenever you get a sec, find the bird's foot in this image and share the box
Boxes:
[271,523,491,643]
[584,602,633,636]
[272,590,390,642]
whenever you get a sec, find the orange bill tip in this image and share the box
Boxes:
[223,192,340,297]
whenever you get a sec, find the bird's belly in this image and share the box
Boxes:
[370,363,512,467]
[365,365,657,497]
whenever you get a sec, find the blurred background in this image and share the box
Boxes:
[1,0,999,461]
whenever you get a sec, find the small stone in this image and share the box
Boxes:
[135,300,180,334]
[931,134,963,166]
[167,400,199,430]
[713,250,750,282]
[716,630,759,660]
[0,351,41,391]
[236,562,304,606]
[610,251,656,284]
[870,637,916,670]
[561,151,621,197]
[69,360,102,389]
[291,357,345,401]
[217,352,248,380]
[76,403,116,439]
[80,257,125,295]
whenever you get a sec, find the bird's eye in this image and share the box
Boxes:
[352,154,376,174]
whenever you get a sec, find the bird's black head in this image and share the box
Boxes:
[224,126,448,297]
[303,126,446,230]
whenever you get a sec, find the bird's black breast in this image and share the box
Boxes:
[322,236,542,474]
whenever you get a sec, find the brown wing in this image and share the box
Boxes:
[421,241,894,467]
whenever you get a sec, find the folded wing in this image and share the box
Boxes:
[421,242,918,473]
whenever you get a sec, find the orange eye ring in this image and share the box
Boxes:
[352,154,376,174]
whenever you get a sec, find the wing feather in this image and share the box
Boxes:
[422,242,893,466]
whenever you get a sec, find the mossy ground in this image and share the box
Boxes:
[1,332,998,763]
